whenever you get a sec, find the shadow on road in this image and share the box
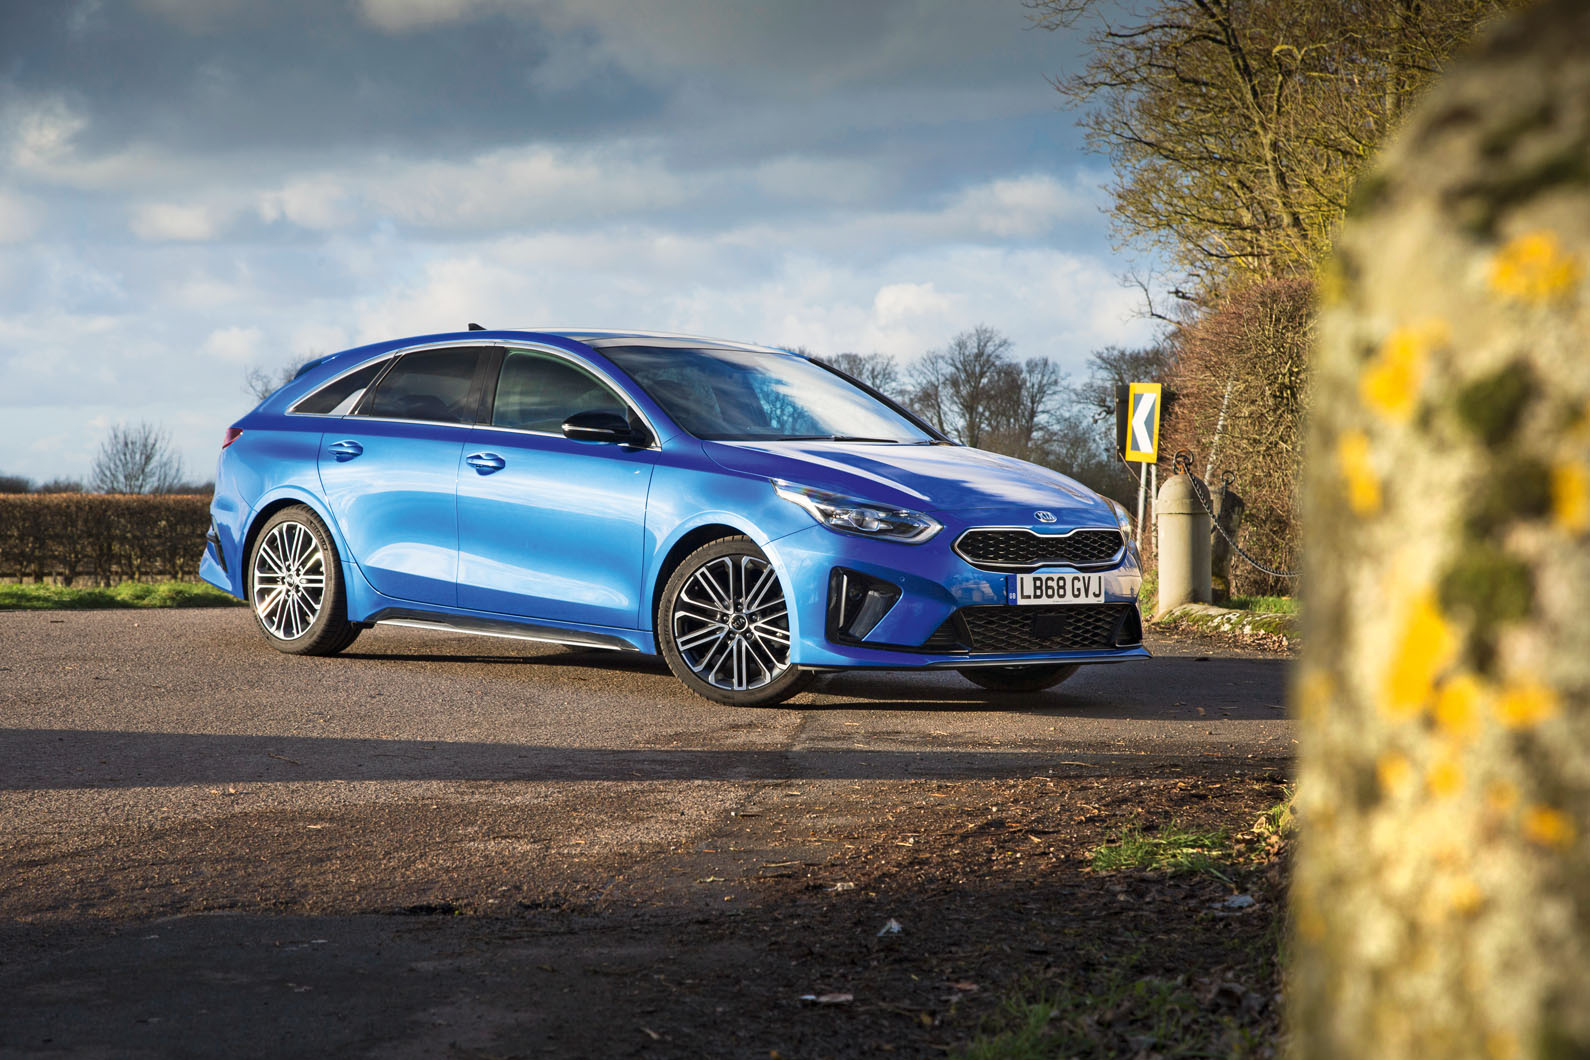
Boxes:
[332,645,1292,719]
[1,727,1289,790]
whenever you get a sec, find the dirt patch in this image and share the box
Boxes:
[2,773,1289,1058]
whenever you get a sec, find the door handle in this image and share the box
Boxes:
[329,440,363,461]
[466,452,506,474]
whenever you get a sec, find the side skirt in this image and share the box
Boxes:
[367,609,642,653]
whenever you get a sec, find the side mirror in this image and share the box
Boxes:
[562,409,643,444]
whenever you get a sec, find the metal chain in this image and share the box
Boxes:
[1170,451,1302,580]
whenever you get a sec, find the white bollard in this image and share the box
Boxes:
[1154,472,1211,619]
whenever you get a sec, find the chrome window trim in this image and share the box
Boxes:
[952,525,1126,572]
[286,354,398,417]
[485,342,664,451]
[286,340,661,449]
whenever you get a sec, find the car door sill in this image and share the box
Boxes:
[372,614,638,652]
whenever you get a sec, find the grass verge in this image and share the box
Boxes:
[0,581,241,610]
[1228,594,1299,615]
[955,797,1295,1060]
[1088,823,1235,882]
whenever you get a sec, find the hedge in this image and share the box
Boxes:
[0,494,212,586]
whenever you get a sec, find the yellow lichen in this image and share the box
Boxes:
[1378,751,1414,795]
[1434,673,1484,743]
[1427,756,1464,798]
[1295,668,1335,724]
[1495,681,1560,729]
[1447,876,1484,917]
[1486,780,1520,815]
[1522,805,1576,849]
[1381,592,1458,718]
[1359,319,1447,421]
[1336,430,1382,515]
[1552,460,1590,534]
[1487,1031,1521,1060]
[1489,230,1582,304]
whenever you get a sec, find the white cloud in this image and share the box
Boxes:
[948,175,1094,238]
[202,325,263,363]
[357,0,504,32]
[129,202,225,242]
[258,177,352,231]
[7,97,88,172]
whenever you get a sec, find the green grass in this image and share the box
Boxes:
[1226,594,1299,614]
[0,580,242,610]
[1088,823,1235,882]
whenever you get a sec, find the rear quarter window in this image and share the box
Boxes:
[292,360,387,415]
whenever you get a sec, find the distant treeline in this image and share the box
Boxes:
[0,494,212,586]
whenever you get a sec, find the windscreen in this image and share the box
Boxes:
[601,346,934,443]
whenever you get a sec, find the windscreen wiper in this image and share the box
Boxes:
[824,435,903,443]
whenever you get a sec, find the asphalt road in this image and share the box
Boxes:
[0,607,1294,1057]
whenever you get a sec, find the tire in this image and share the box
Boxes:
[247,505,360,656]
[957,664,1079,693]
[657,536,814,707]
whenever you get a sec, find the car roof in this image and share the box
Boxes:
[288,328,799,390]
[524,329,792,355]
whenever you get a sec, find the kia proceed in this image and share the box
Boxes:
[202,329,1147,706]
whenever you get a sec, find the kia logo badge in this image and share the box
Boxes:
[1034,511,1057,523]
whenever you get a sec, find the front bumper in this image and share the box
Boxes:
[768,514,1147,671]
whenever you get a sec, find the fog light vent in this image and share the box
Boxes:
[826,568,901,644]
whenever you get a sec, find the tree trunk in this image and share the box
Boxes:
[1294,1,1590,1056]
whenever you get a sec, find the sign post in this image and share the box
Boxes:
[1119,383,1163,549]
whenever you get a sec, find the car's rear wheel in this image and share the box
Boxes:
[248,505,360,656]
[658,536,814,707]
[957,664,1079,693]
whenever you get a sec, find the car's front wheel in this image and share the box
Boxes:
[658,536,814,707]
[248,505,360,656]
[957,664,1079,693]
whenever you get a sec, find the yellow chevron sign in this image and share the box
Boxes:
[1124,382,1162,463]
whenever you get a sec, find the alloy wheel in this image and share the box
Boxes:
[251,520,326,641]
[671,554,792,691]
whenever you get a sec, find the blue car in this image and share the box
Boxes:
[202,329,1147,705]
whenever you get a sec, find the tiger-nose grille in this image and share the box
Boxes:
[954,528,1124,571]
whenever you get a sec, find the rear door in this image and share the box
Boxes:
[456,346,657,628]
[317,345,489,606]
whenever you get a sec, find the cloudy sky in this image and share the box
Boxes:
[0,0,1155,485]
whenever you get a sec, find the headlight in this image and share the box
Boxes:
[1106,499,1134,536]
[773,481,942,543]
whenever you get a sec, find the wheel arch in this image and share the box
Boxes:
[647,522,746,635]
[239,489,351,593]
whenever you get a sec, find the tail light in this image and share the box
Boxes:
[222,428,244,449]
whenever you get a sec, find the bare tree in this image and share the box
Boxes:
[908,326,1017,448]
[244,353,320,402]
[36,479,84,493]
[89,422,186,494]
[1075,345,1178,422]
[814,351,901,397]
[0,474,30,493]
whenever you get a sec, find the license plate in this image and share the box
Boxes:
[1014,571,1106,605]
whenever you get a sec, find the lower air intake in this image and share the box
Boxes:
[925,603,1142,654]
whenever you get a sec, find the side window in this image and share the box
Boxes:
[292,360,387,415]
[492,350,628,433]
[357,348,482,424]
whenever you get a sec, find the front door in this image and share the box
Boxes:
[456,347,656,628]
